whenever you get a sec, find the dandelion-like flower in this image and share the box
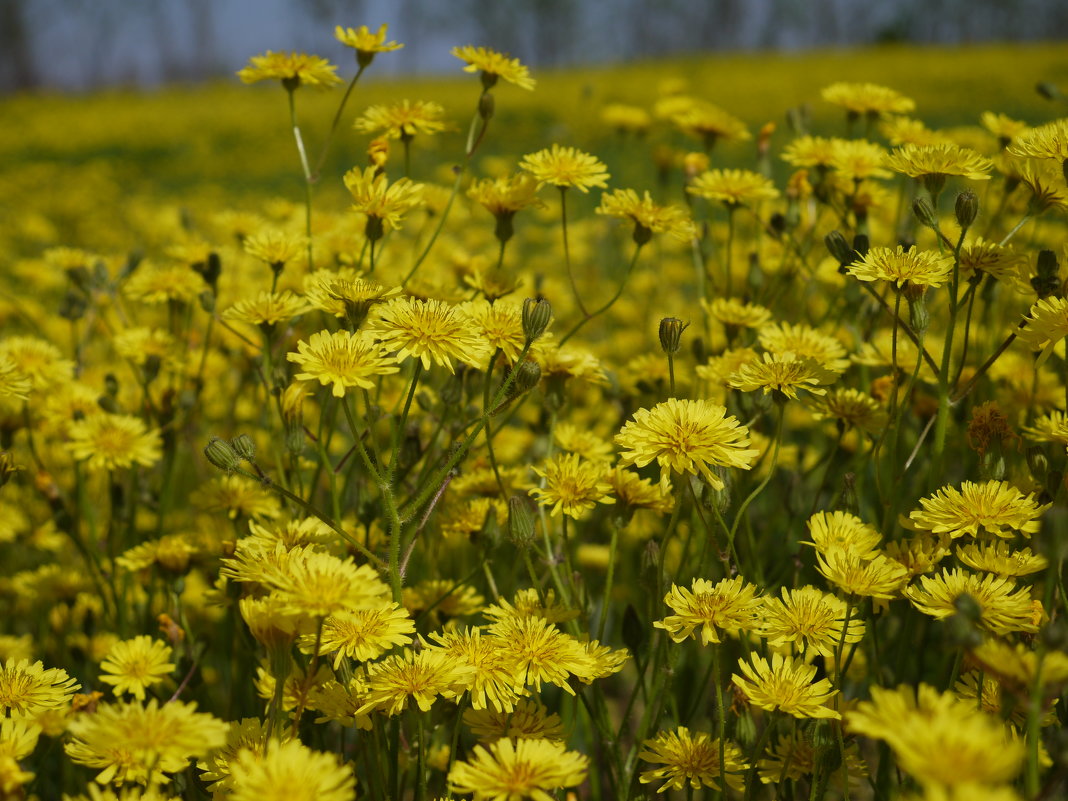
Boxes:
[703,298,773,329]
[287,329,399,397]
[342,166,424,232]
[222,291,311,327]
[0,358,30,401]
[67,413,162,472]
[370,296,492,372]
[463,698,564,743]
[956,541,1047,579]
[816,551,908,599]
[1019,296,1068,365]
[529,453,615,519]
[487,615,592,695]
[596,188,696,242]
[335,24,403,67]
[1007,118,1068,161]
[885,143,994,182]
[760,586,865,657]
[906,568,1038,635]
[311,603,415,667]
[227,739,356,801]
[357,648,472,716]
[520,145,610,193]
[821,82,915,117]
[828,139,892,181]
[688,168,779,206]
[732,652,840,719]
[655,576,762,645]
[0,659,79,717]
[354,99,448,140]
[448,737,588,801]
[270,550,390,620]
[669,101,751,147]
[848,245,954,289]
[98,636,175,701]
[468,174,543,222]
[729,352,834,400]
[908,480,1050,539]
[638,727,748,792]
[237,51,341,89]
[451,45,536,90]
[616,398,759,491]
[243,229,307,272]
[303,271,401,323]
[426,627,522,712]
[807,389,888,435]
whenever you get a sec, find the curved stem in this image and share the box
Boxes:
[560,187,588,316]
[727,403,785,558]
[559,242,644,346]
[313,64,366,178]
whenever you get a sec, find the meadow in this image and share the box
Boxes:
[1,28,1067,801]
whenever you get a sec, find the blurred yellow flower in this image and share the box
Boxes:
[237,51,342,90]
[451,45,535,90]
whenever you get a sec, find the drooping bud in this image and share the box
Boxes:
[507,495,537,547]
[522,297,552,345]
[912,196,939,230]
[955,190,979,230]
[231,434,256,462]
[658,318,689,355]
[824,230,853,267]
[204,437,241,474]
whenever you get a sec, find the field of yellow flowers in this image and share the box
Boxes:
[2,25,1068,801]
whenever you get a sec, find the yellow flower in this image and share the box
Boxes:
[758,322,850,374]
[529,453,615,519]
[981,111,1030,147]
[303,270,401,323]
[451,45,535,90]
[520,144,610,193]
[370,296,492,372]
[821,82,915,116]
[98,636,175,701]
[221,291,311,327]
[1007,117,1068,161]
[601,103,651,134]
[688,168,779,206]
[828,139,892,181]
[0,357,30,401]
[702,298,773,329]
[243,228,307,271]
[67,413,162,472]
[881,116,947,147]
[908,480,1050,539]
[669,101,751,147]
[728,352,835,400]
[0,659,79,717]
[806,388,888,435]
[309,603,415,667]
[357,648,472,716]
[616,398,759,491]
[237,51,341,89]
[269,549,390,619]
[467,174,543,220]
[885,143,994,182]
[596,188,696,241]
[905,568,1037,635]
[426,627,521,713]
[655,576,762,645]
[486,615,592,695]
[342,166,424,232]
[732,652,840,719]
[1019,296,1068,365]
[448,737,588,801]
[287,329,399,397]
[759,586,864,657]
[335,23,403,67]
[0,336,74,389]
[638,727,748,792]
[460,299,526,363]
[354,99,448,140]
[228,739,355,801]
[462,698,564,743]
[782,135,841,169]
[847,245,954,289]
[757,732,867,786]
[816,550,908,599]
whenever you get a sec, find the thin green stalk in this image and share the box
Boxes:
[287,88,315,272]
[597,521,621,642]
[728,402,785,558]
[389,361,423,482]
[724,204,737,298]
[313,64,366,178]
[559,242,644,346]
[559,187,587,316]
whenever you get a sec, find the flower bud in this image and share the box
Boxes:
[204,436,241,473]
[478,91,495,121]
[912,196,939,230]
[852,233,869,259]
[906,291,929,333]
[58,290,88,322]
[501,360,542,407]
[824,230,853,266]
[1036,81,1061,101]
[658,318,689,355]
[1027,446,1050,482]
[955,190,979,230]
[507,495,537,547]
[1032,250,1061,298]
[522,297,552,345]
[199,290,216,313]
[0,452,19,488]
[231,434,256,462]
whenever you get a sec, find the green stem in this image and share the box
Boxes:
[287,88,314,272]
[597,521,620,642]
[389,361,422,482]
[560,187,587,316]
[559,242,644,346]
[727,403,785,560]
[313,64,366,178]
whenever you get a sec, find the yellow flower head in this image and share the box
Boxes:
[885,143,994,181]
[67,413,162,472]
[816,550,908,599]
[655,576,762,645]
[520,144,610,193]
[449,737,586,801]
[0,659,79,717]
[426,627,522,713]
[760,585,865,657]
[354,99,448,140]
[451,45,536,90]
[688,168,779,206]
[639,727,748,792]
[1007,117,1068,161]
[848,245,954,289]
[343,166,425,232]
[357,648,473,716]
[529,453,615,519]
[829,139,892,181]
[616,398,759,491]
[310,603,415,667]
[729,352,835,400]
[287,329,399,397]
[221,291,311,327]
[669,101,751,147]
[237,51,341,90]
[228,739,355,801]
[98,636,175,701]
[1019,296,1068,365]
[807,388,888,435]
[596,188,696,242]
[462,698,564,743]
[732,652,841,719]
[908,480,1050,539]
[906,568,1038,635]
[467,174,543,220]
[335,23,403,67]
[821,82,915,116]
[370,296,492,373]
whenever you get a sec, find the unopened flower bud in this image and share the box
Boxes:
[522,297,552,345]
[194,251,222,289]
[1036,81,1061,101]
[912,196,939,230]
[204,437,241,473]
[658,317,689,355]
[507,495,537,547]
[955,190,979,230]
[1027,446,1050,481]
[824,230,853,266]
[906,290,929,333]
[231,434,256,462]
[502,360,541,404]
[58,290,88,322]
[478,91,495,120]
[852,233,869,259]
[199,290,216,313]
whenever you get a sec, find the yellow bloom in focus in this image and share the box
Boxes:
[688,168,779,206]
[760,585,864,657]
[335,23,403,67]
[287,329,399,397]
[732,652,840,719]
[468,174,543,219]
[426,627,522,713]
[487,615,592,696]
[65,699,228,786]
[596,188,696,241]
[448,737,587,801]
[228,739,355,801]
[357,648,472,716]
[221,291,311,327]
[309,603,415,667]
[906,568,1038,635]
[1007,117,1068,161]
[460,299,526,363]
[67,413,162,472]
[520,144,609,193]
[729,352,834,400]
[885,143,994,181]
[981,111,1030,147]
[638,727,748,792]
[342,166,424,231]
[481,588,578,626]
[370,296,492,372]
[303,270,401,323]
[529,453,615,519]
[616,398,759,491]
[98,636,175,701]
[354,99,448,140]
[848,245,954,289]
[269,549,390,620]
[828,138,892,181]
[955,541,1047,579]
[1019,296,1068,365]
[821,82,915,116]
[462,698,564,743]
[908,480,1050,539]
[782,135,841,169]
[243,229,307,271]
[655,576,762,645]
[451,45,535,90]
[816,550,908,600]
[237,51,341,89]
[0,658,79,717]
